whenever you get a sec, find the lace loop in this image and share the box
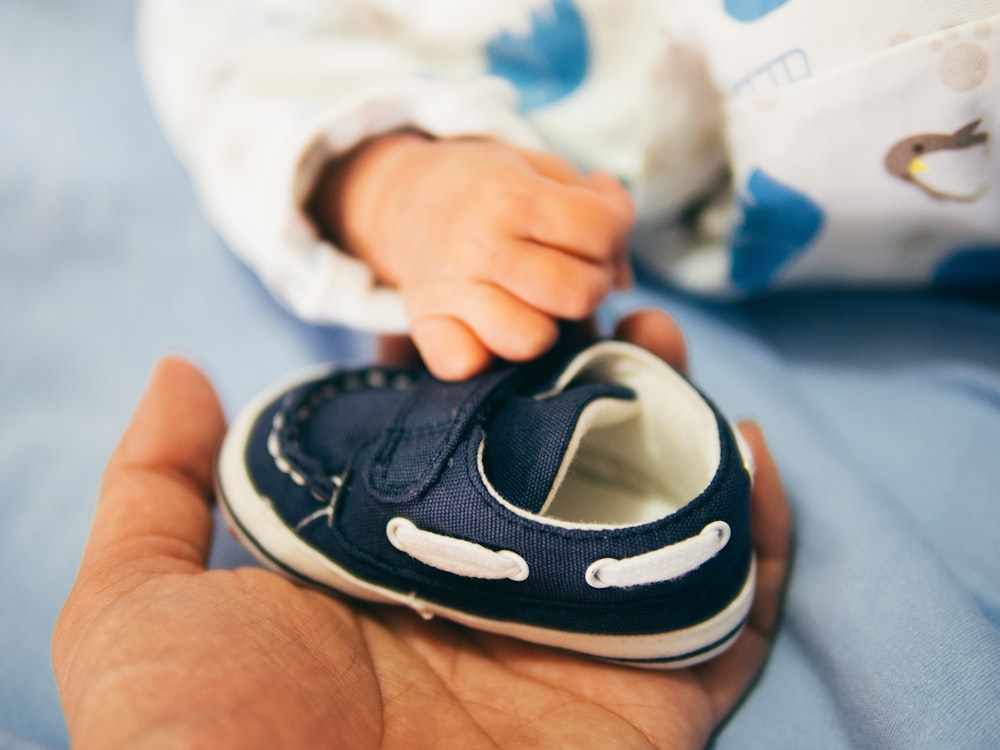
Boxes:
[585,521,731,589]
[386,517,529,581]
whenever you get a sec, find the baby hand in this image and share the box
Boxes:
[316,134,634,380]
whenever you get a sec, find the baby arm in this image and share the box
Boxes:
[310,133,634,381]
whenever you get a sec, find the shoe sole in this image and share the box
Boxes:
[216,368,756,669]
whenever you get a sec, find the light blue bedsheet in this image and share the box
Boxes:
[2,2,998,748]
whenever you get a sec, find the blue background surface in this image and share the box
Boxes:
[2,2,999,748]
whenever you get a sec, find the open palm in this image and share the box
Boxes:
[53,313,790,749]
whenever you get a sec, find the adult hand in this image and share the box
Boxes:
[313,134,634,381]
[53,311,790,749]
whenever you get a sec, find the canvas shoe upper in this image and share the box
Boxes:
[217,340,755,667]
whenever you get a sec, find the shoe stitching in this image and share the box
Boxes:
[261,366,749,607]
[294,473,347,531]
[269,368,411,502]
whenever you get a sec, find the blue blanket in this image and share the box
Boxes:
[2,2,998,748]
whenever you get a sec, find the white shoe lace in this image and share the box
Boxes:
[386,517,530,581]
[385,517,730,588]
[585,521,731,589]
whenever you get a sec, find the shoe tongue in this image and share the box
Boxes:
[482,382,637,515]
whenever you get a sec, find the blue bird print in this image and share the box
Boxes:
[485,0,589,113]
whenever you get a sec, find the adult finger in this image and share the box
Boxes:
[737,422,793,636]
[79,357,226,579]
[693,421,792,723]
[613,307,689,375]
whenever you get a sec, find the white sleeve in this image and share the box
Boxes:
[136,0,543,333]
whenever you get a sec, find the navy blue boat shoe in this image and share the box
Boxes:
[217,341,755,667]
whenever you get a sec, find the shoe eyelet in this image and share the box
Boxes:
[585,558,616,589]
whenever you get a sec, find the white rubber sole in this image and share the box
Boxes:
[216,368,756,668]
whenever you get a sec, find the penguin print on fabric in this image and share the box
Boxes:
[485,0,589,113]
[884,119,990,203]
